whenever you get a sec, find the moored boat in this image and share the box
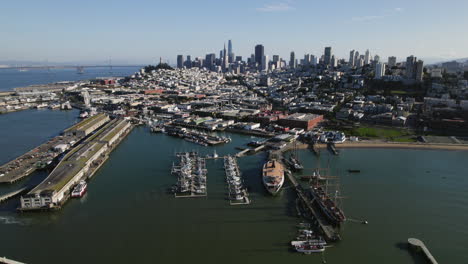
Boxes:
[71,180,87,198]
[262,159,284,195]
[293,242,326,254]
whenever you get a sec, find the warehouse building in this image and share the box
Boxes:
[277,113,323,131]
[63,113,110,137]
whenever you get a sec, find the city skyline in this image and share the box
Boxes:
[1,0,468,64]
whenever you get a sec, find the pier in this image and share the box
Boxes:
[0,187,29,203]
[0,114,109,184]
[19,118,133,211]
[285,170,341,241]
[408,238,438,264]
[0,256,26,264]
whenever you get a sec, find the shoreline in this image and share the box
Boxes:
[294,141,468,151]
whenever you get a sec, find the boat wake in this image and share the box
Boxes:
[0,215,30,226]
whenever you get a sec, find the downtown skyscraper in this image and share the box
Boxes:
[228,40,233,63]
[290,51,296,68]
[255,44,264,69]
[324,47,332,66]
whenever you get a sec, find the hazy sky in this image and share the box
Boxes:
[2,0,468,64]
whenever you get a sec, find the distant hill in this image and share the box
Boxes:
[426,57,468,66]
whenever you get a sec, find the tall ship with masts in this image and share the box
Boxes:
[262,159,285,195]
[309,168,346,226]
[286,141,304,172]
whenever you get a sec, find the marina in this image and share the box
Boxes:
[223,155,250,205]
[171,152,208,198]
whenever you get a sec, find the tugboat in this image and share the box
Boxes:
[71,180,87,198]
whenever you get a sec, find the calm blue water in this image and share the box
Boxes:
[0,67,141,91]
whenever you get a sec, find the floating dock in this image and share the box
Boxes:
[19,118,132,211]
[224,156,250,205]
[408,238,438,264]
[172,152,207,198]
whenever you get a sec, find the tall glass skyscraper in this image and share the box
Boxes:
[255,44,264,66]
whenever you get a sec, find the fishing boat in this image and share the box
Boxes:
[71,180,87,198]
[262,159,284,195]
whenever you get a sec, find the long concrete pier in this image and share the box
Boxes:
[19,118,132,211]
[0,114,109,184]
[408,238,438,264]
[0,187,29,203]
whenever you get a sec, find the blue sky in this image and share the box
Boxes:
[1,0,468,64]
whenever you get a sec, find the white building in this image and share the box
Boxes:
[375,62,386,79]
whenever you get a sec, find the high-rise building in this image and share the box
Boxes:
[406,55,417,79]
[354,51,360,66]
[205,53,215,70]
[261,55,269,71]
[223,44,228,71]
[289,51,296,68]
[228,40,233,58]
[249,54,255,65]
[364,49,370,65]
[375,62,386,79]
[415,60,424,81]
[331,55,337,68]
[272,55,280,63]
[185,55,192,68]
[311,55,317,66]
[303,54,311,65]
[357,56,364,68]
[349,50,355,67]
[324,47,332,66]
[235,56,242,62]
[177,55,184,69]
[374,55,380,63]
[255,45,264,68]
[388,56,397,68]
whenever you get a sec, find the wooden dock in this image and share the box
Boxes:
[408,238,438,264]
